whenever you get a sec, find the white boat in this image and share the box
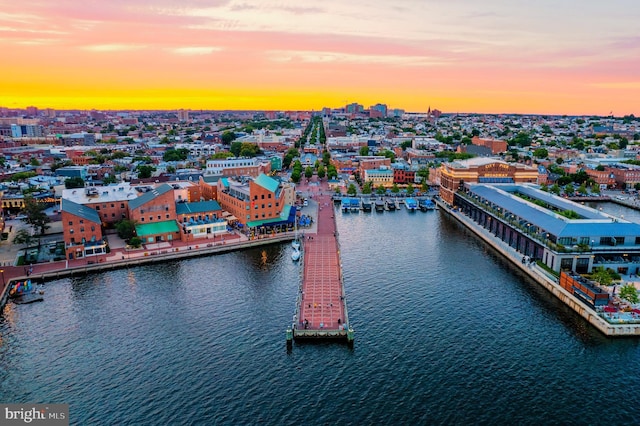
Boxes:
[291,214,301,249]
[291,248,301,261]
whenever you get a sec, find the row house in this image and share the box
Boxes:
[393,167,417,185]
[357,156,391,180]
[363,168,394,188]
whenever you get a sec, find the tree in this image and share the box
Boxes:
[115,219,137,241]
[65,176,85,189]
[565,183,575,196]
[317,164,326,179]
[322,151,331,166]
[22,196,51,235]
[619,284,639,304]
[376,185,386,195]
[129,236,143,248]
[163,148,189,162]
[211,151,234,159]
[230,141,242,157]
[102,175,117,185]
[327,165,338,180]
[400,140,412,150]
[137,165,156,179]
[347,183,357,196]
[381,149,396,162]
[12,229,35,247]
[304,166,314,179]
[550,184,561,195]
[30,157,40,166]
[591,267,612,287]
[407,183,414,195]
[359,146,369,156]
[221,131,237,144]
[533,148,548,159]
[290,170,301,183]
[362,181,372,194]
[391,183,400,193]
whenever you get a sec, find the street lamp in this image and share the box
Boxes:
[0,269,4,287]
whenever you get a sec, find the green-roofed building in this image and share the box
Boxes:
[135,220,180,244]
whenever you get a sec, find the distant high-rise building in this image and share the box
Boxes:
[345,103,364,114]
[177,109,190,121]
[25,106,38,117]
[370,103,388,117]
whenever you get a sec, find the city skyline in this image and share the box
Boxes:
[1,0,639,115]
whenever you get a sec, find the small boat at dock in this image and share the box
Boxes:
[405,198,418,211]
[361,198,372,212]
[375,198,385,212]
[419,198,436,211]
[385,198,396,211]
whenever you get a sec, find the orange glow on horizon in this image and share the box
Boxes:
[1,1,638,116]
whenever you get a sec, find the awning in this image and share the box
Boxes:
[135,220,180,237]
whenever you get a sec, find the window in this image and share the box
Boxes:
[91,226,95,231]
[615,236,625,245]
[112,213,115,218]
[79,219,84,224]
[262,204,265,209]
[166,214,170,219]
[121,203,125,208]
[268,194,272,199]
[261,194,265,199]
[69,229,74,234]
[600,237,614,246]
[80,227,84,232]
[70,237,75,244]
[68,221,73,226]
[149,217,153,221]
[111,204,114,208]
[141,218,144,222]
[96,206,100,211]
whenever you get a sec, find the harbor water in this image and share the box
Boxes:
[1,206,640,424]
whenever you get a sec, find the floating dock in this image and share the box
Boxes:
[289,192,353,343]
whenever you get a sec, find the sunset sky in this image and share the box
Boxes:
[1,0,639,115]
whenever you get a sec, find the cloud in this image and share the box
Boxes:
[82,44,147,52]
[170,46,222,55]
[267,50,448,67]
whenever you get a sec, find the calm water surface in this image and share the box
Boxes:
[1,207,640,425]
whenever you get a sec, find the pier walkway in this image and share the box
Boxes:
[290,179,353,342]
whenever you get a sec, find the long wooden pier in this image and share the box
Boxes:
[288,191,354,343]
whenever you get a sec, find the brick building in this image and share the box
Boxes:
[61,199,106,261]
[440,158,540,205]
[129,184,180,244]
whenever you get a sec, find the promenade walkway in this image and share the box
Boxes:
[292,178,352,342]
